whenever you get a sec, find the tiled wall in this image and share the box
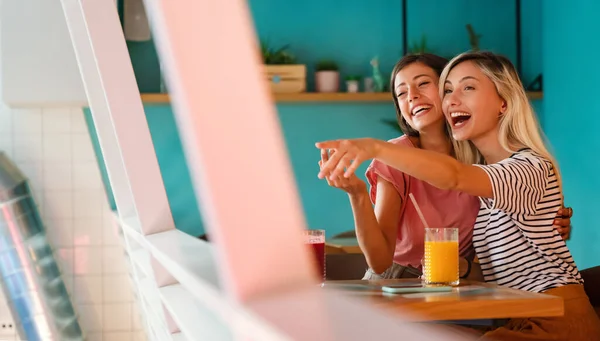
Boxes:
[0,105,145,341]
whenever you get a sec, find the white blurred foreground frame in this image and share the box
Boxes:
[61,0,475,339]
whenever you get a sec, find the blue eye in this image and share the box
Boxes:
[444,89,452,94]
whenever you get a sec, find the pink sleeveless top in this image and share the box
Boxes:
[365,136,480,268]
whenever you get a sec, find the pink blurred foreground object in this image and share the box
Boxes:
[142,0,316,301]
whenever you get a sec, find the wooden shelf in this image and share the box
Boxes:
[140,92,391,103]
[141,91,543,104]
[274,92,392,102]
[141,93,171,103]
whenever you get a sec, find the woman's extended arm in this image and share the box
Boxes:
[317,138,494,199]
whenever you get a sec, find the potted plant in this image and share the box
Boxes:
[408,34,430,54]
[466,24,482,51]
[345,75,361,93]
[262,41,306,93]
[315,60,339,93]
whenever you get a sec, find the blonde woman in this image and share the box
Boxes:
[317,51,600,340]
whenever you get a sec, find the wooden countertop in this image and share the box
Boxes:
[324,279,564,322]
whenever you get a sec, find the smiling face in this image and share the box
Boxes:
[442,61,506,142]
[393,62,445,133]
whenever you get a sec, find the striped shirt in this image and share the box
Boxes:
[473,149,582,292]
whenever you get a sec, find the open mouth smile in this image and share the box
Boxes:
[411,105,432,117]
[450,112,472,128]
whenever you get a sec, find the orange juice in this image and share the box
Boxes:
[424,240,459,285]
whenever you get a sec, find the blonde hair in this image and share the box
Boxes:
[439,51,561,188]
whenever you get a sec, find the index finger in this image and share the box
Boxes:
[315,140,340,150]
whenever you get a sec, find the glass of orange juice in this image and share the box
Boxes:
[423,227,459,286]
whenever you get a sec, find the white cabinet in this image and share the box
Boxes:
[1,0,87,107]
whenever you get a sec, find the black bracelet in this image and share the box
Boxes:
[461,259,472,279]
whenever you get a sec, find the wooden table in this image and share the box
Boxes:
[325,237,362,254]
[324,279,564,322]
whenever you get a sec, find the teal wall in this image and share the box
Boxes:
[542,0,600,269]
[83,106,202,237]
[89,0,544,238]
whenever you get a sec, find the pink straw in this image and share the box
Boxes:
[409,193,430,229]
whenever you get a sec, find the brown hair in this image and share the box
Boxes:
[390,54,449,136]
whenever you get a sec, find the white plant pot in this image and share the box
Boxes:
[315,71,339,93]
[346,80,359,93]
[364,77,374,92]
